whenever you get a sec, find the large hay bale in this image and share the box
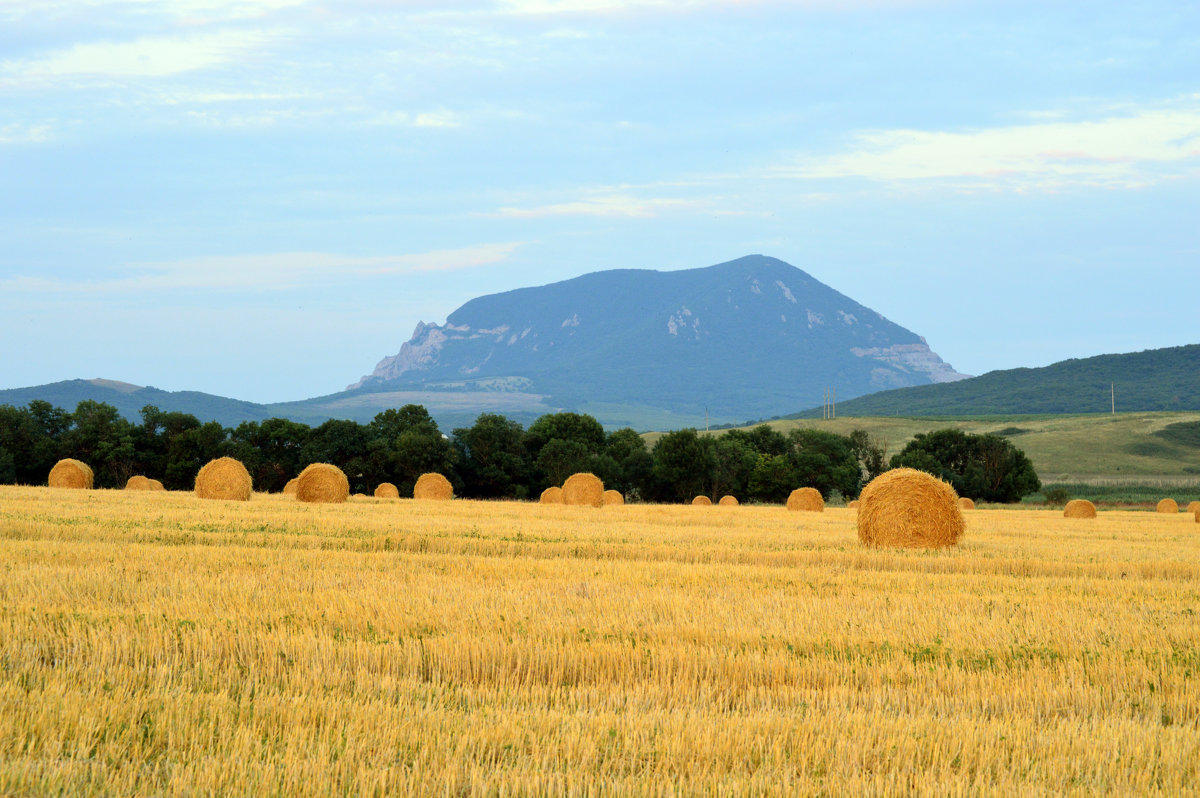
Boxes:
[786,487,823,512]
[413,472,454,500]
[1063,499,1097,519]
[691,495,712,506]
[1156,498,1179,514]
[539,486,563,504]
[194,457,252,501]
[124,475,159,491]
[857,468,964,549]
[48,458,93,489]
[563,472,604,507]
[718,495,739,506]
[374,482,399,499]
[959,497,976,510]
[294,463,349,504]
[283,478,298,496]
[603,489,625,506]
[1187,501,1200,515]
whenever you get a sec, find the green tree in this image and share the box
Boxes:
[890,429,1041,503]
[747,454,799,503]
[649,429,714,503]
[226,418,309,493]
[61,401,137,487]
[788,428,862,499]
[367,405,456,495]
[453,414,531,499]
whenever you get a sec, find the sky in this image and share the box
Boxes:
[1,0,1197,404]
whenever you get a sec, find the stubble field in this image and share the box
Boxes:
[1,486,1198,795]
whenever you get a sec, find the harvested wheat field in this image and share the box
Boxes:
[1,486,1198,795]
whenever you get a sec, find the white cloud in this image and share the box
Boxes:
[777,102,1200,190]
[2,29,282,80]
[0,243,525,294]
[494,193,703,218]
[0,122,54,144]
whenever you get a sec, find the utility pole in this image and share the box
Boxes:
[705,407,709,433]
[1111,384,1115,415]
[832,386,836,419]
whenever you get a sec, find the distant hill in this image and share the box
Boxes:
[785,344,1200,419]
[350,254,967,426]
[0,379,276,427]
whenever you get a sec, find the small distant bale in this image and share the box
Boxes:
[1156,498,1179,514]
[283,478,298,496]
[148,479,165,491]
[602,489,624,506]
[48,459,93,490]
[1063,499,1097,519]
[562,472,604,507]
[847,500,860,509]
[194,457,252,501]
[374,482,400,499]
[1188,501,1200,515]
[413,473,454,501]
[718,495,739,506]
[857,468,964,549]
[124,475,159,491]
[787,487,824,512]
[294,463,349,504]
[959,497,976,510]
[691,495,712,506]
[540,486,563,504]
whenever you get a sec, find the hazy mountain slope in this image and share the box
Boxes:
[786,344,1200,418]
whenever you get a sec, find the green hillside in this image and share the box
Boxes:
[786,344,1200,418]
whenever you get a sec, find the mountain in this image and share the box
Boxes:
[0,379,276,427]
[785,344,1200,419]
[349,255,967,427]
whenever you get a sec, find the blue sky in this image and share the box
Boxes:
[1,0,1197,403]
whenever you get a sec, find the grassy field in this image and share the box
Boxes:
[2,486,1199,795]
[685,412,1200,483]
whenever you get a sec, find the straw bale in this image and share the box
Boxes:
[1188,501,1200,515]
[374,482,400,499]
[539,486,563,504]
[691,495,712,506]
[48,458,93,489]
[414,472,454,501]
[602,489,625,506]
[1063,499,1097,519]
[718,495,739,506]
[1156,498,1179,514]
[857,468,963,549]
[847,500,859,508]
[959,497,976,510]
[283,478,298,496]
[562,472,604,507]
[295,463,349,504]
[124,475,159,491]
[786,487,824,512]
[194,457,252,501]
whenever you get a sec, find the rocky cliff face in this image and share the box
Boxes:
[349,255,968,423]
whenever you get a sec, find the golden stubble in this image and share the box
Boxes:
[1,486,1198,796]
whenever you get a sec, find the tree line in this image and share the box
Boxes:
[0,400,1040,502]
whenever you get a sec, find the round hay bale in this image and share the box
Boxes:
[294,463,348,504]
[786,487,824,512]
[1156,498,1179,514]
[562,472,604,507]
[1063,499,1097,519]
[48,458,93,489]
[374,482,399,499]
[602,489,624,506]
[283,478,298,496]
[1187,501,1200,515]
[847,500,860,509]
[413,472,454,501]
[718,495,739,506]
[691,495,712,506]
[539,486,563,504]
[148,478,165,491]
[194,457,252,501]
[124,475,158,491]
[959,497,976,510]
[857,468,964,549]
